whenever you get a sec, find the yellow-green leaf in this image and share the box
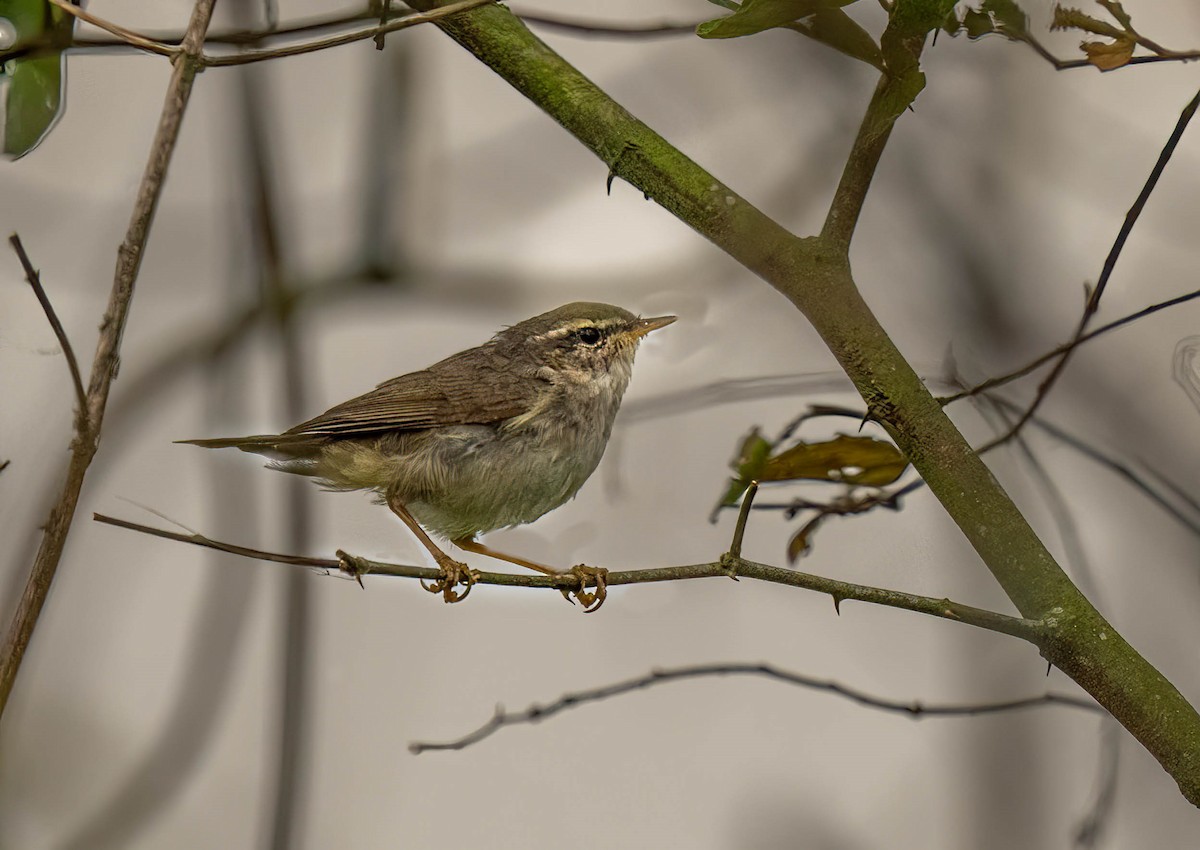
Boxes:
[697,0,857,40]
[786,8,884,70]
[1,0,77,159]
[716,428,773,508]
[759,434,908,487]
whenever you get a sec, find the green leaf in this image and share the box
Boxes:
[716,428,774,508]
[697,0,858,40]
[1,0,76,159]
[4,53,62,157]
[961,9,994,38]
[981,0,1029,39]
[786,8,884,70]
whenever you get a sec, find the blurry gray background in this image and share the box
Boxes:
[2,1,1200,847]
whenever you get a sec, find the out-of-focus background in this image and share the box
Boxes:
[2,1,1200,847]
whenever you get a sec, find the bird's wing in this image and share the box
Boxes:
[282,350,541,440]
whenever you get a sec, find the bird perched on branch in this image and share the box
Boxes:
[180,302,675,611]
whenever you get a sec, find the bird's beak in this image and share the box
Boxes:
[627,314,677,339]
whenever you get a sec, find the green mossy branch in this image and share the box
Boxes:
[405,0,1200,805]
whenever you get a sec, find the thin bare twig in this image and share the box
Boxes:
[8,234,89,426]
[408,662,1104,753]
[200,0,495,67]
[93,512,1045,642]
[37,0,495,67]
[45,0,177,57]
[983,85,1200,449]
[0,0,219,721]
[941,285,1200,405]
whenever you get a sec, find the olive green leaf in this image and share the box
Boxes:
[717,430,909,509]
[786,9,884,70]
[698,0,883,70]
[717,428,774,509]
[2,0,77,159]
[697,0,857,40]
[943,0,1030,42]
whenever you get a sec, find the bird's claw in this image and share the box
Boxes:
[421,559,481,603]
[558,564,608,613]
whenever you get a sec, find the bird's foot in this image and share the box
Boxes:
[421,555,481,603]
[559,565,608,613]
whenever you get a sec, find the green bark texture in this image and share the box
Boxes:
[405,0,1200,805]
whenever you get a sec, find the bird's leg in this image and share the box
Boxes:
[451,537,608,613]
[386,493,479,603]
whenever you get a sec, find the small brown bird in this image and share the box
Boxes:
[180,302,675,610]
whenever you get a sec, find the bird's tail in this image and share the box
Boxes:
[175,434,310,457]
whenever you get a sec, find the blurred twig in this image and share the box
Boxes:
[0,0,218,722]
[408,662,1103,754]
[233,36,314,849]
[980,85,1200,449]
[941,285,1200,405]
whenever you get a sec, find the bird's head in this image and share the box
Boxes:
[502,302,675,388]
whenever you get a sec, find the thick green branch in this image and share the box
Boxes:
[404,0,1200,805]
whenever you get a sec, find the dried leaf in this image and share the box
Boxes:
[1081,35,1135,70]
[1096,0,1133,31]
[786,517,823,563]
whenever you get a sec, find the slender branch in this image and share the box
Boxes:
[727,480,758,560]
[941,285,1200,404]
[0,0,218,722]
[46,0,177,57]
[409,662,1104,754]
[200,0,495,67]
[8,234,89,426]
[34,0,496,67]
[985,85,1200,448]
[92,512,1045,643]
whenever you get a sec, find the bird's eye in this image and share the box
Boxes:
[577,326,602,345]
